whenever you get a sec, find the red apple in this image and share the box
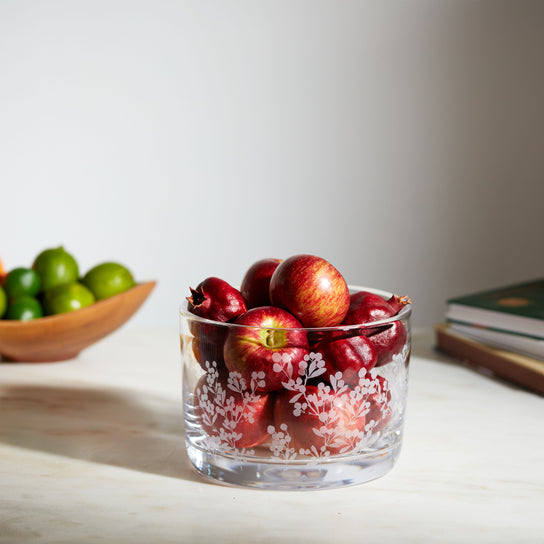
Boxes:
[269,254,350,327]
[316,335,378,387]
[194,373,274,448]
[187,277,247,322]
[240,258,282,309]
[273,385,366,455]
[223,306,309,392]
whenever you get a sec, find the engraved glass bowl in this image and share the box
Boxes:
[180,286,411,490]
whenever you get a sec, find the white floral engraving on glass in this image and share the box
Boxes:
[193,346,408,463]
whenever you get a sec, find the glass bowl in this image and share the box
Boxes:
[179,285,411,490]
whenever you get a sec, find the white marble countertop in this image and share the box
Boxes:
[1,327,543,543]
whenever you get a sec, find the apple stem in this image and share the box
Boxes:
[262,328,287,349]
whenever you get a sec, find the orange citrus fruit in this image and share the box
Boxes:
[0,257,6,286]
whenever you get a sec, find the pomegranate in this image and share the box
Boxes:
[187,277,247,322]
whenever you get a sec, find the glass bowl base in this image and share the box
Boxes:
[186,440,402,491]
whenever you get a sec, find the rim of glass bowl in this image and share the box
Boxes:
[179,284,411,332]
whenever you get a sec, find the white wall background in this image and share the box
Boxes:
[1,1,543,329]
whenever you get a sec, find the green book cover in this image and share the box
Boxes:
[448,279,544,320]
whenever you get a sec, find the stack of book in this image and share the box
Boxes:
[434,279,544,394]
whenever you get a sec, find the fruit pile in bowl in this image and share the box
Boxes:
[0,247,155,362]
[180,254,412,490]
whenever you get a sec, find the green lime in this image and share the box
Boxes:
[3,267,41,298]
[82,262,136,300]
[32,246,79,292]
[43,282,95,315]
[6,296,43,321]
[0,286,7,318]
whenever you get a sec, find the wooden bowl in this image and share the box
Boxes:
[0,281,156,363]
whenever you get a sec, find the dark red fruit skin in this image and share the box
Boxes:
[187,277,247,322]
[366,375,392,431]
[194,374,274,448]
[240,258,281,309]
[273,386,366,454]
[342,291,410,366]
[368,322,407,366]
[307,328,350,348]
[343,291,395,325]
[190,321,229,373]
[316,335,378,387]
